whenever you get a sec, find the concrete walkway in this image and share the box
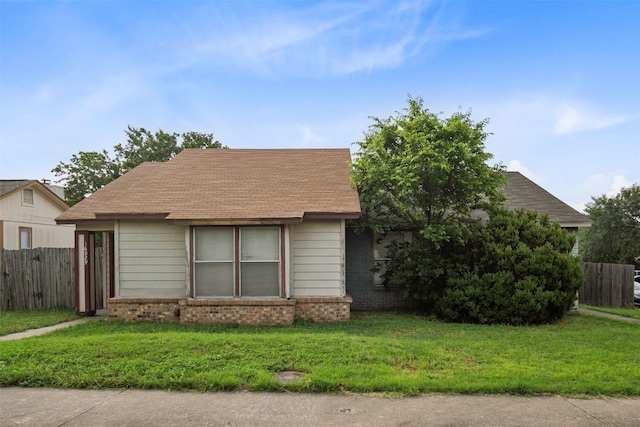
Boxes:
[0,315,104,342]
[576,307,640,324]
[1,387,639,427]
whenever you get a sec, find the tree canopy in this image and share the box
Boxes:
[351,96,507,308]
[352,96,506,242]
[580,184,640,267]
[53,126,225,205]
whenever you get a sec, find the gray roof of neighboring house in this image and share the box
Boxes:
[504,172,591,227]
[0,179,69,210]
[0,180,33,197]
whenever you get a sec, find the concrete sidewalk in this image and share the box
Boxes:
[1,387,639,427]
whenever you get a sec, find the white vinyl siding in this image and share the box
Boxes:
[117,221,187,298]
[291,220,345,297]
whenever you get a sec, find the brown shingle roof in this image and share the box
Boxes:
[504,172,591,227]
[56,149,361,224]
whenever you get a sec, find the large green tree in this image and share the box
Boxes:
[352,97,584,324]
[581,184,640,266]
[351,96,507,308]
[53,126,224,205]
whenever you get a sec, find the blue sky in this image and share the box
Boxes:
[1,0,638,212]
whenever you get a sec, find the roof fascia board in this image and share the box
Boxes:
[93,213,170,221]
[56,219,115,226]
[168,218,304,226]
[559,222,592,228]
[304,212,361,220]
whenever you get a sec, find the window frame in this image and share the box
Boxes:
[22,189,34,206]
[192,226,284,298]
[193,227,236,297]
[373,231,412,287]
[19,226,32,249]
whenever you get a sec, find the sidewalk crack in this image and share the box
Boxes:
[561,397,609,426]
[57,389,126,427]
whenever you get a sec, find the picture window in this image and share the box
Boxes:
[194,226,281,297]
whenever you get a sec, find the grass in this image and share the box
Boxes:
[581,305,640,320]
[0,309,78,336]
[1,312,638,397]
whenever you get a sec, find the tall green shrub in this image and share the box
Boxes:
[437,209,584,325]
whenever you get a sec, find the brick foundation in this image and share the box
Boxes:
[180,298,296,325]
[107,297,351,324]
[108,298,181,322]
[294,296,352,322]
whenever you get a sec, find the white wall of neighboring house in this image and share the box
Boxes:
[290,219,345,297]
[0,187,74,249]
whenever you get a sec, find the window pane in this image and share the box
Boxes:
[195,227,233,261]
[374,233,400,260]
[195,263,234,296]
[241,262,279,296]
[241,227,278,261]
[20,229,32,249]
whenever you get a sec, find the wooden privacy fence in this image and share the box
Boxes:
[1,248,75,310]
[580,262,635,308]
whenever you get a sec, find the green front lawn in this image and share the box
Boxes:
[0,309,78,336]
[0,312,637,397]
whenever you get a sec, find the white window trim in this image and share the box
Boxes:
[19,226,32,249]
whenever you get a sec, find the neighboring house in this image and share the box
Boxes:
[56,149,361,324]
[502,172,591,255]
[346,171,592,311]
[0,180,74,249]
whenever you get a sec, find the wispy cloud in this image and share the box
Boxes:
[554,103,635,134]
[191,0,490,77]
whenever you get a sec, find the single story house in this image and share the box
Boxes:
[56,149,361,324]
[346,171,592,311]
[0,180,74,249]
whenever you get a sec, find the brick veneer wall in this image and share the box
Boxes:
[294,297,352,322]
[345,226,416,311]
[179,298,296,325]
[107,297,351,324]
[108,298,181,322]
